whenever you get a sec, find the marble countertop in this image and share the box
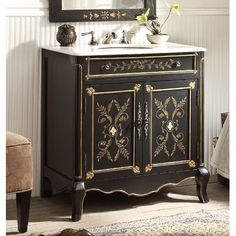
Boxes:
[42,42,206,57]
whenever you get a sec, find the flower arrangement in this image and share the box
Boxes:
[136,3,180,35]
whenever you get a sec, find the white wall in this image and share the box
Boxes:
[6,0,229,197]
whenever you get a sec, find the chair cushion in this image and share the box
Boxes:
[6,132,33,193]
[6,131,31,147]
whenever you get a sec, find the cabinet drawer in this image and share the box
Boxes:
[85,53,198,80]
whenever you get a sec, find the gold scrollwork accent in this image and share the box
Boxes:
[167,120,174,132]
[189,81,196,89]
[134,84,141,92]
[109,126,117,136]
[145,164,153,172]
[100,11,110,19]
[154,96,187,157]
[86,87,95,96]
[86,171,94,180]
[83,11,127,20]
[94,13,99,19]
[146,85,154,93]
[132,166,140,174]
[110,12,116,18]
[110,11,126,19]
[188,160,196,168]
[96,98,130,162]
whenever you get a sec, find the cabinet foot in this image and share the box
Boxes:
[195,167,210,203]
[72,182,86,222]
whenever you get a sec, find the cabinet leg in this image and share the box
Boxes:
[72,182,86,222]
[195,167,210,203]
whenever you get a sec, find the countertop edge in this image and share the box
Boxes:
[42,42,206,57]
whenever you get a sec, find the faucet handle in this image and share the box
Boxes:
[120,30,135,44]
[81,31,98,45]
[102,32,117,44]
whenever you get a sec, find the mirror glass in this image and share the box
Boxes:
[62,0,145,10]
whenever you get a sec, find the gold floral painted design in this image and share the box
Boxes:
[132,166,140,174]
[103,58,178,73]
[145,164,152,172]
[188,160,196,168]
[189,81,196,89]
[154,96,187,157]
[86,87,95,96]
[83,11,127,20]
[86,171,94,180]
[96,99,130,162]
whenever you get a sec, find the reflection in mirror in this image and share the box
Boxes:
[62,0,145,10]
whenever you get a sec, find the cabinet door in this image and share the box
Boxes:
[144,80,198,173]
[84,83,142,180]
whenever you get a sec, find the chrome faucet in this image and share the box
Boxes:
[102,32,117,44]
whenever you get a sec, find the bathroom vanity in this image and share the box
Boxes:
[41,43,209,221]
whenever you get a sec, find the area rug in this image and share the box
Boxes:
[32,208,229,236]
[87,209,229,236]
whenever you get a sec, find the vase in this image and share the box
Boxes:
[146,34,169,44]
[56,24,77,47]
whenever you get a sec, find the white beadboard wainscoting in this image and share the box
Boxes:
[6,0,229,197]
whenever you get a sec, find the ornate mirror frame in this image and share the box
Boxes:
[49,0,156,22]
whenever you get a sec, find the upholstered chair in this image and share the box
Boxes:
[6,131,33,233]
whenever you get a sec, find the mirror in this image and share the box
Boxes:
[62,0,145,10]
[49,0,156,22]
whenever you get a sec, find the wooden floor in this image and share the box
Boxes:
[6,179,229,235]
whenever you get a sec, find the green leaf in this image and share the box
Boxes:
[136,13,147,22]
[136,8,150,22]
[171,4,180,15]
[145,8,150,17]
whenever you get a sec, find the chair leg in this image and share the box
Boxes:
[16,190,32,233]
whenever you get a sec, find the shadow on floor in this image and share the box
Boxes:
[6,182,229,223]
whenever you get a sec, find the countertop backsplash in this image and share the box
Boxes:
[63,21,151,46]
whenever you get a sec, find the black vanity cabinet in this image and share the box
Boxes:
[41,48,209,221]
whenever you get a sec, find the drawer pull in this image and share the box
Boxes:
[101,64,111,71]
[173,61,182,68]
